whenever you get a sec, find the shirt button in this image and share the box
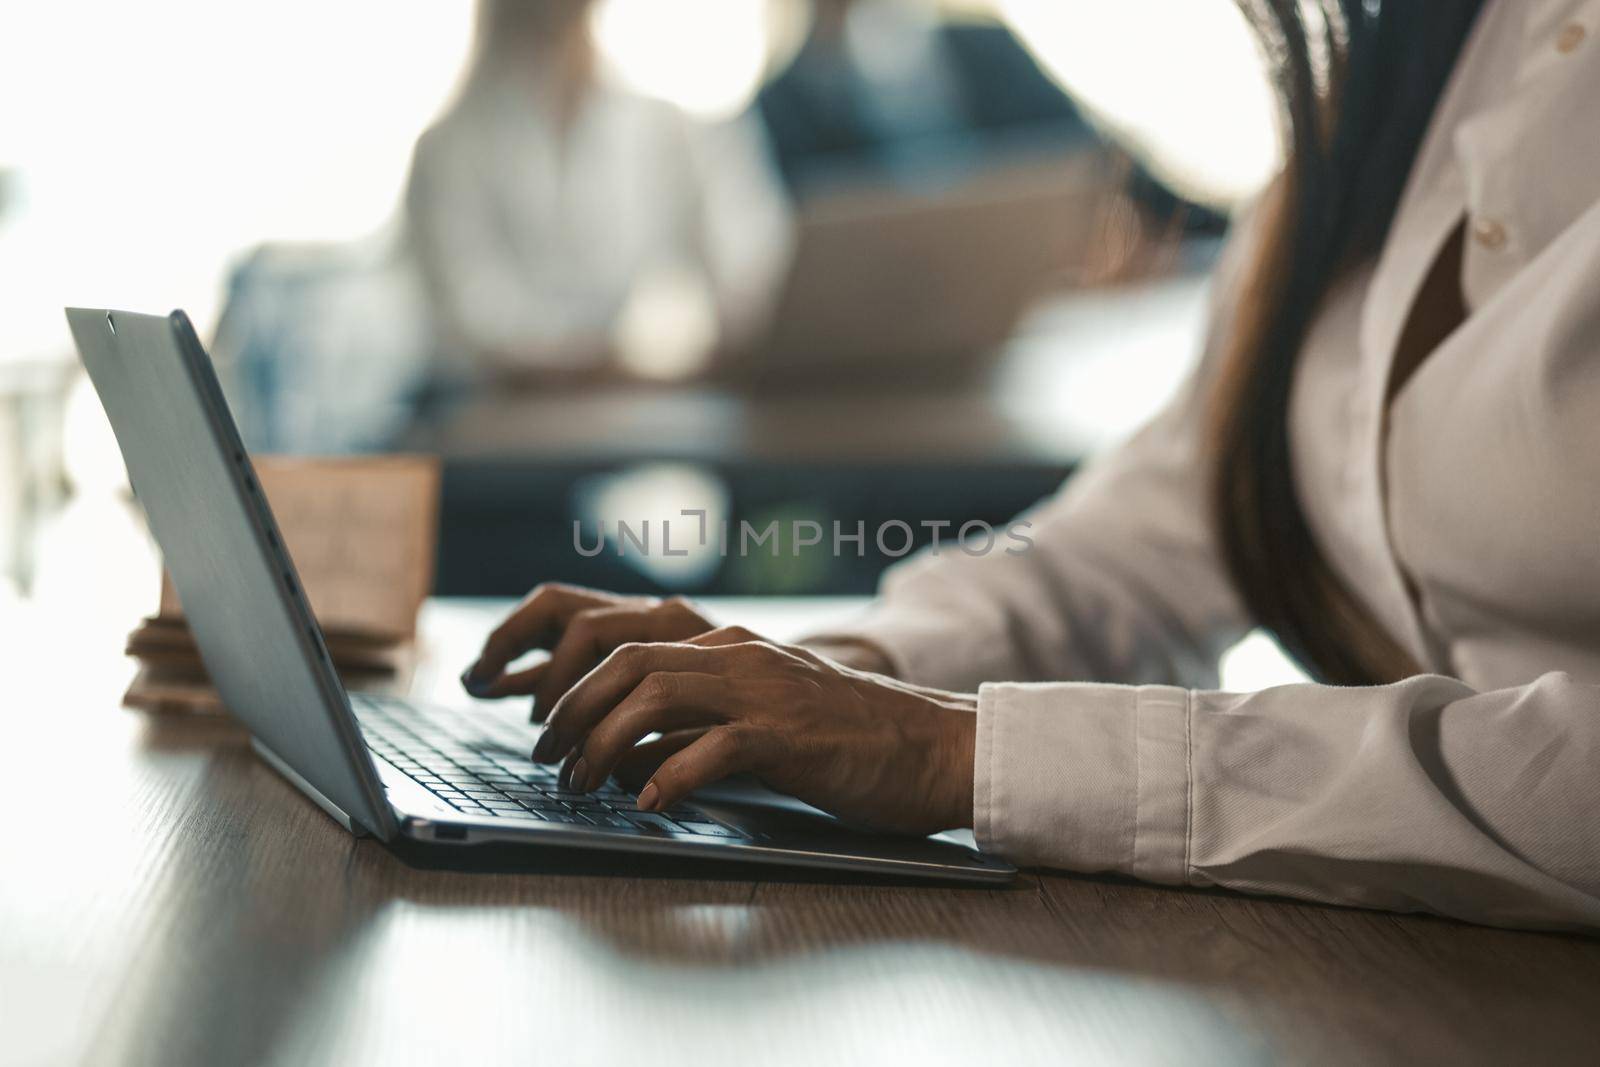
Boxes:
[1556,22,1587,53]
[1472,217,1508,251]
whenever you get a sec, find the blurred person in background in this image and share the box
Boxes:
[459,0,1600,932]
[220,0,791,453]
[756,0,1222,238]
[757,0,1093,192]
[405,0,792,384]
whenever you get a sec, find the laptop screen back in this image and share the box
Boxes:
[66,308,394,838]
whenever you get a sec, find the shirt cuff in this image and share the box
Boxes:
[975,681,1191,884]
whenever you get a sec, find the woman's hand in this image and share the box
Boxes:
[533,626,977,835]
[462,584,901,719]
[461,584,716,720]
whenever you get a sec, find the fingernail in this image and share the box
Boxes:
[460,666,492,696]
[533,731,556,763]
[637,782,660,810]
[571,757,590,792]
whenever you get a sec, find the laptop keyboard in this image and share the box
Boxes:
[352,694,746,839]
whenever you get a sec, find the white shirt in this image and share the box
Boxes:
[816,0,1600,931]
[405,72,792,369]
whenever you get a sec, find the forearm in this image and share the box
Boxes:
[799,408,1249,693]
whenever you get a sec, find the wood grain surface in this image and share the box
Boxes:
[3,599,1597,1067]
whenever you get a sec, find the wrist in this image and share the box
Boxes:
[922,699,977,830]
[948,706,976,829]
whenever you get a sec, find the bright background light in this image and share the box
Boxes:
[593,0,780,120]
[0,0,1279,366]
[0,0,476,361]
[997,0,1281,208]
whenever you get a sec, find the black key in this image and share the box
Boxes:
[623,813,681,834]
[520,800,569,813]
[461,790,501,800]
[674,821,741,838]
[583,812,638,831]
[483,801,522,811]
[613,800,688,816]
[540,812,586,825]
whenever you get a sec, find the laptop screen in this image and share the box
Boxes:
[67,307,394,838]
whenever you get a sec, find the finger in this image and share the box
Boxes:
[571,672,732,790]
[611,729,708,792]
[636,726,774,811]
[534,642,733,764]
[461,584,622,692]
[473,661,548,701]
[532,600,708,720]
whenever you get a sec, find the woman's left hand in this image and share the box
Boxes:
[533,626,977,835]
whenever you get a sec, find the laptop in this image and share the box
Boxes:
[738,148,1111,388]
[67,307,1014,884]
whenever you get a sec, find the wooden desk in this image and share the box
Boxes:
[4,599,1598,1066]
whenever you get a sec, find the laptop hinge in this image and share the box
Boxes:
[252,737,378,838]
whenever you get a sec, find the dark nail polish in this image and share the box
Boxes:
[460,665,493,696]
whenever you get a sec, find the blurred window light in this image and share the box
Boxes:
[0,0,475,358]
[591,0,773,120]
[995,0,1282,207]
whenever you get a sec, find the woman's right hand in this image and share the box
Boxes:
[460,585,716,721]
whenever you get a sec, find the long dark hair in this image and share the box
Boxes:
[1211,1,1484,685]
